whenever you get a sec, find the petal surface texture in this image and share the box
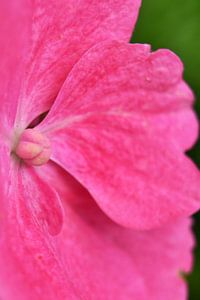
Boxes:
[39,42,200,229]
[15,0,141,127]
[0,158,194,299]
[0,0,31,132]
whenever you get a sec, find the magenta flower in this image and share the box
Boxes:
[0,1,200,299]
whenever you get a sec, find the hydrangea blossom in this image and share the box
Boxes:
[0,1,200,299]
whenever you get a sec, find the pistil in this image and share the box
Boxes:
[14,129,51,166]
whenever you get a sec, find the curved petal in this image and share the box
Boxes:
[19,166,64,236]
[0,159,75,300]
[15,0,141,127]
[146,109,199,151]
[0,1,31,134]
[0,160,194,299]
[39,42,200,229]
[40,42,197,147]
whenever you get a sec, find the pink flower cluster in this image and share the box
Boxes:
[0,1,199,299]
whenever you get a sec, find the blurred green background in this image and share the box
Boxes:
[131,0,200,298]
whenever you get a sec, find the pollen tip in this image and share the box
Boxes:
[14,129,51,166]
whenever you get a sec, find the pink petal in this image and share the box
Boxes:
[147,109,199,151]
[0,156,72,300]
[15,0,141,128]
[0,1,31,133]
[18,166,64,236]
[0,158,194,299]
[39,42,200,229]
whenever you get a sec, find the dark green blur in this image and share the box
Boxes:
[131,1,200,298]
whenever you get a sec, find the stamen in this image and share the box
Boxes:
[15,129,51,166]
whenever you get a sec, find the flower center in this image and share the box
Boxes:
[14,129,51,166]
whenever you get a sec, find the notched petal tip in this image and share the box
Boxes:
[146,49,184,90]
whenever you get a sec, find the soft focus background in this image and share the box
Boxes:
[132,0,200,298]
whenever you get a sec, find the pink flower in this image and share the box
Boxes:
[0,0,199,299]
